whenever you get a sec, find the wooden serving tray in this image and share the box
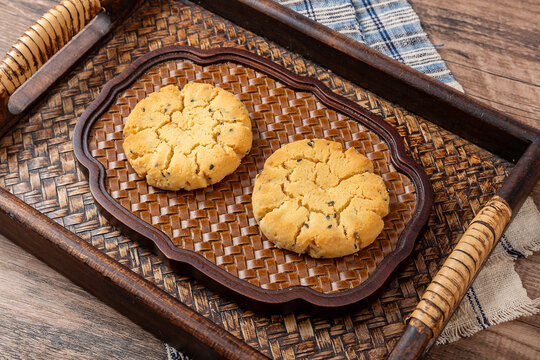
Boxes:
[0,0,538,359]
[73,45,432,309]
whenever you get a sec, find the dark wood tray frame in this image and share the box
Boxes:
[0,0,539,359]
[72,45,433,310]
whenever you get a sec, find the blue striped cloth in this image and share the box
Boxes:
[276,0,463,90]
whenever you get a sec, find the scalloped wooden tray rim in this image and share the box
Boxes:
[73,45,433,308]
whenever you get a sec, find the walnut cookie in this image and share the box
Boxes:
[122,83,252,190]
[252,139,390,258]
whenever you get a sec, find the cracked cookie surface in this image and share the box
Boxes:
[252,139,389,258]
[123,83,252,190]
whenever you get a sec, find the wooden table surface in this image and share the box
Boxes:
[0,1,538,359]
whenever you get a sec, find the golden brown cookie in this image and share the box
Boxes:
[123,83,252,190]
[252,139,389,258]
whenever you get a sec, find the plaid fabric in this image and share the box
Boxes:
[276,0,463,90]
[165,344,191,360]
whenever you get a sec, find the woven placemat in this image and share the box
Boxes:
[87,57,418,295]
[0,0,511,358]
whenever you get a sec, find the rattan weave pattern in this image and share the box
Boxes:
[88,59,416,293]
[0,0,512,358]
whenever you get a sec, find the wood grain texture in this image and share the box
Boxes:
[409,0,539,129]
[0,1,57,45]
[0,1,538,359]
[0,233,164,360]
[410,0,540,358]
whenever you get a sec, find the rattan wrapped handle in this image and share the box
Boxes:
[0,0,101,97]
[0,0,102,133]
[389,195,512,359]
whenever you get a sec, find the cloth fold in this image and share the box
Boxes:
[278,0,463,90]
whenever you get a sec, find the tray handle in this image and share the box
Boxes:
[389,195,512,359]
[0,0,101,97]
[0,0,137,137]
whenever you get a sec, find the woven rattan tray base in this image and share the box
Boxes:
[73,46,431,307]
[0,0,513,358]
